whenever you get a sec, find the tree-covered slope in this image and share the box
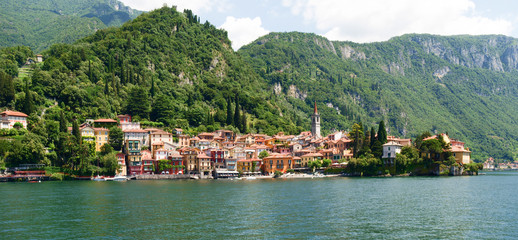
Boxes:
[239,32,518,161]
[3,7,300,136]
[0,0,142,52]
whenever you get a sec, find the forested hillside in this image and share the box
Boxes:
[0,0,142,52]
[239,32,518,161]
[1,7,302,136]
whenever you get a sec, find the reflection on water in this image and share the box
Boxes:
[2,172,517,239]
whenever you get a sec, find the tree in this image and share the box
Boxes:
[59,110,67,133]
[72,119,81,145]
[5,133,46,167]
[233,95,240,129]
[259,150,269,159]
[158,159,173,172]
[125,86,150,119]
[370,127,376,148]
[322,158,332,168]
[240,110,247,133]
[22,78,35,115]
[108,126,123,151]
[350,123,364,158]
[308,159,322,172]
[377,120,387,144]
[100,143,114,156]
[371,140,383,159]
[0,71,15,107]
[226,97,233,126]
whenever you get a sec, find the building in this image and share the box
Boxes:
[262,154,293,174]
[149,130,173,146]
[0,110,28,129]
[124,129,149,147]
[141,150,154,174]
[94,128,109,152]
[116,153,127,176]
[180,147,200,174]
[118,114,140,131]
[451,140,471,165]
[300,152,323,167]
[197,153,212,176]
[169,152,184,175]
[382,141,403,165]
[237,159,262,175]
[125,140,142,175]
[93,118,118,129]
[311,101,321,138]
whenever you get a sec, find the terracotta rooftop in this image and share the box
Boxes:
[94,118,117,123]
[1,110,28,117]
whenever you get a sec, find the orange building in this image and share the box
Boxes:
[262,154,293,174]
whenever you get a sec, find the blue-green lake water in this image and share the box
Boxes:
[2,171,517,239]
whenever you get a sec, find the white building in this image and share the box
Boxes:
[123,129,149,147]
[1,110,28,129]
[382,141,403,160]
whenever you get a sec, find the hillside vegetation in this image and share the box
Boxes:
[0,0,142,52]
[239,32,518,161]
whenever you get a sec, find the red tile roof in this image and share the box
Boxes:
[1,110,28,117]
[94,118,117,123]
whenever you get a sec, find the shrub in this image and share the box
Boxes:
[50,172,64,181]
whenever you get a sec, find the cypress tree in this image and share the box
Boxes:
[0,71,15,106]
[234,95,240,129]
[370,127,376,148]
[377,120,387,144]
[72,119,81,145]
[22,78,34,115]
[59,111,67,133]
[88,60,93,82]
[226,98,233,126]
[150,76,155,98]
[104,77,109,95]
[241,110,247,133]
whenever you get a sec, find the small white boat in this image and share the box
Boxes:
[113,175,128,181]
[92,175,106,181]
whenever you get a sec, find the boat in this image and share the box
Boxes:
[92,175,106,181]
[113,175,128,181]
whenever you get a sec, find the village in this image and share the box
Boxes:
[1,102,475,180]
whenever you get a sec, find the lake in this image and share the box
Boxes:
[1,171,517,239]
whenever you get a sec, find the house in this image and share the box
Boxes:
[125,140,142,175]
[237,158,262,175]
[387,136,412,146]
[210,149,226,170]
[149,130,173,146]
[169,152,184,175]
[450,141,471,165]
[141,150,154,174]
[123,129,149,147]
[180,147,200,174]
[173,128,183,136]
[301,152,323,167]
[197,153,212,176]
[118,114,140,131]
[35,54,43,63]
[0,110,28,129]
[262,154,293,174]
[94,128,110,152]
[80,126,96,142]
[178,134,190,147]
[93,118,118,129]
[116,153,127,176]
[382,141,403,165]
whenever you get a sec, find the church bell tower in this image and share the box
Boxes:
[311,101,321,138]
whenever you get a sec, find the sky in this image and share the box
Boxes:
[118,0,518,50]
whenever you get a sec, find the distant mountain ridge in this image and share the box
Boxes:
[239,32,518,161]
[0,0,142,52]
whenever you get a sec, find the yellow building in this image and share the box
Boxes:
[94,128,110,152]
[300,152,323,167]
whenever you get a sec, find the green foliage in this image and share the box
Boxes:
[377,120,387,144]
[239,32,518,161]
[157,159,173,172]
[50,172,65,181]
[0,0,142,52]
[322,158,332,168]
[259,150,269,159]
[108,126,123,151]
[307,159,322,172]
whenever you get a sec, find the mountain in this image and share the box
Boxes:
[238,32,518,161]
[0,7,301,136]
[0,0,142,52]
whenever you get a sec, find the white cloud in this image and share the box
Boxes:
[219,16,270,50]
[119,0,231,13]
[282,0,513,42]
